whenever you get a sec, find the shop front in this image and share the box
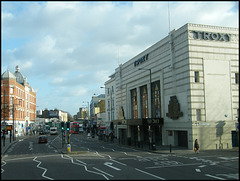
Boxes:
[113,118,163,150]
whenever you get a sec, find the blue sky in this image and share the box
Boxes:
[1,1,239,116]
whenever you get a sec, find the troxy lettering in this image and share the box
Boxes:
[192,31,231,42]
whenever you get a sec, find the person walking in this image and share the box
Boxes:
[194,139,200,154]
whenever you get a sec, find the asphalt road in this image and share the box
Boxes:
[1,133,239,180]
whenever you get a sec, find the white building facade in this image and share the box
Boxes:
[105,23,239,150]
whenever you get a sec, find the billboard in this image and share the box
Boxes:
[49,110,58,117]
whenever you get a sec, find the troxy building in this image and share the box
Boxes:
[104,23,239,150]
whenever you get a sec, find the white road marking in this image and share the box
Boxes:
[205,174,226,180]
[195,169,201,172]
[93,167,114,177]
[61,154,109,180]
[146,163,201,169]
[135,168,165,180]
[1,161,6,173]
[110,159,127,166]
[33,157,54,180]
[104,162,121,171]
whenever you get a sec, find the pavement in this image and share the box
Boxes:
[2,133,239,158]
[50,134,239,156]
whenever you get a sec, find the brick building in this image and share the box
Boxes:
[1,66,37,136]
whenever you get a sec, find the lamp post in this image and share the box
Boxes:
[138,68,155,150]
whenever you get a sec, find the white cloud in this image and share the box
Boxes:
[1,1,238,115]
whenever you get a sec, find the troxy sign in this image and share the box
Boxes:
[192,31,231,42]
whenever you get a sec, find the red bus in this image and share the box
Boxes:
[70,122,79,134]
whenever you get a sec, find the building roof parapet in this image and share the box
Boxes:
[187,23,239,31]
[1,70,16,80]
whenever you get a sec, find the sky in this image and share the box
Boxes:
[1,1,239,116]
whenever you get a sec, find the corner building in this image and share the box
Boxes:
[105,23,239,150]
[1,66,37,136]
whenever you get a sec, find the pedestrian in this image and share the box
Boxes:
[194,139,200,154]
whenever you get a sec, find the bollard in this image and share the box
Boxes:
[67,144,71,152]
[170,144,172,153]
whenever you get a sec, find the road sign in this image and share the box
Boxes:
[5,125,12,131]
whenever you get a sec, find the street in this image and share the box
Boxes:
[1,133,239,180]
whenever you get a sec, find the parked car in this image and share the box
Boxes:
[38,135,47,143]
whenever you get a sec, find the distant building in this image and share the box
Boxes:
[75,107,89,120]
[90,94,105,120]
[1,66,37,136]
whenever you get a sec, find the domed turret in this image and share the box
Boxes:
[14,65,26,85]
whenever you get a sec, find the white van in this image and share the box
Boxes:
[50,127,58,135]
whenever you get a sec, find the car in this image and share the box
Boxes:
[38,135,47,143]
[50,127,58,135]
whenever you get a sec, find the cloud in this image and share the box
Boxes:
[1,1,238,115]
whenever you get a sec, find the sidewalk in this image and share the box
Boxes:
[56,134,239,155]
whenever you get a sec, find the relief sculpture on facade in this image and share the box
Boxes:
[166,96,183,120]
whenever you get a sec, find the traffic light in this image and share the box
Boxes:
[61,122,65,131]
[66,122,70,131]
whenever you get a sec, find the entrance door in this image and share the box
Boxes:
[178,131,188,147]
[232,131,239,147]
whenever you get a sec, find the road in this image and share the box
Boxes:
[1,133,239,180]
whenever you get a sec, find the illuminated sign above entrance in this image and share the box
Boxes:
[192,31,231,42]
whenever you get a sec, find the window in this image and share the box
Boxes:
[131,89,138,119]
[151,81,161,118]
[235,73,239,84]
[108,100,110,110]
[194,71,200,83]
[10,109,13,118]
[140,85,148,118]
[10,87,14,94]
[196,109,201,121]
[10,97,13,105]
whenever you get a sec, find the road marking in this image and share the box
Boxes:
[93,167,114,177]
[33,157,54,180]
[135,168,165,180]
[61,154,109,180]
[1,161,6,173]
[110,159,127,166]
[104,162,121,171]
[218,157,239,160]
[146,163,201,169]
[205,174,226,180]
[195,169,201,172]
[216,174,239,180]
[3,154,60,162]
